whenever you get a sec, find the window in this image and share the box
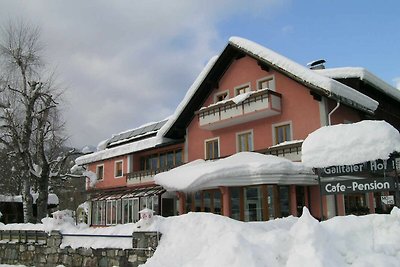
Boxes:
[214,91,228,103]
[186,190,222,215]
[237,131,253,152]
[92,201,105,225]
[274,123,291,144]
[122,198,139,223]
[142,195,159,214]
[257,76,275,91]
[140,149,183,171]
[244,187,263,221]
[235,84,250,96]
[115,160,123,178]
[96,165,104,180]
[205,138,219,160]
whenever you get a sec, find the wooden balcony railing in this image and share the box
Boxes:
[125,164,183,185]
[196,89,282,130]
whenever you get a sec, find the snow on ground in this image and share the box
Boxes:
[302,120,400,168]
[2,208,400,266]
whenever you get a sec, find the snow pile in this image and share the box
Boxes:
[154,152,312,191]
[143,208,400,267]
[2,208,400,266]
[302,120,400,168]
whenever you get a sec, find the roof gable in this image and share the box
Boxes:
[162,37,379,138]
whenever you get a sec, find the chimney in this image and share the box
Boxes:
[307,59,326,70]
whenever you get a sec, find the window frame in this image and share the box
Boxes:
[272,121,293,145]
[96,164,104,181]
[236,130,254,152]
[256,75,275,91]
[114,160,124,178]
[204,137,220,160]
[140,149,183,171]
[214,90,229,103]
[234,83,251,96]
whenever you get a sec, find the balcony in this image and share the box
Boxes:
[125,165,182,186]
[197,89,282,130]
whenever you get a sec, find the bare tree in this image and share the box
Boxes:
[0,20,77,222]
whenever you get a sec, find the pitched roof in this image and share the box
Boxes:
[162,37,379,138]
[75,118,173,165]
[315,67,400,103]
[229,37,378,113]
[107,119,168,148]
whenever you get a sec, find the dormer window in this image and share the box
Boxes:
[235,84,251,96]
[257,76,275,91]
[214,91,229,103]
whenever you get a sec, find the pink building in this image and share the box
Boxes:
[76,37,400,225]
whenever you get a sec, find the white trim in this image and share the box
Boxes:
[272,121,293,145]
[127,155,133,173]
[214,90,230,103]
[236,129,254,152]
[204,137,220,159]
[234,82,251,96]
[256,75,275,91]
[96,164,104,181]
[114,160,124,178]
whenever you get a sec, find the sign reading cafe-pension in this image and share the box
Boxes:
[320,158,399,177]
[321,177,396,195]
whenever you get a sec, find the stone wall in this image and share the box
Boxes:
[0,230,160,267]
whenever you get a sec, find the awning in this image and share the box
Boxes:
[89,185,166,201]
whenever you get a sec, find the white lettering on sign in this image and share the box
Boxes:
[325,183,346,193]
[321,178,395,195]
[370,160,387,171]
[323,164,364,176]
[351,180,390,191]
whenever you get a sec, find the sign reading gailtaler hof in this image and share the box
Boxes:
[320,158,400,177]
[321,177,397,195]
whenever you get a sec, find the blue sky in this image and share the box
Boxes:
[217,1,400,84]
[0,0,398,148]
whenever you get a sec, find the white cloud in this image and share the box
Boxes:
[394,78,400,90]
[0,0,286,148]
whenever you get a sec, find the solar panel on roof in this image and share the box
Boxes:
[107,119,169,146]
[141,124,156,134]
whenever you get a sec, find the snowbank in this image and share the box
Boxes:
[143,208,400,267]
[2,208,400,266]
[302,120,400,168]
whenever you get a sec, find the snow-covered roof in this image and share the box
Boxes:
[315,67,400,103]
[154,152,315,192]
[0,193,59,205]
[302,120,400,168]
[228,37,378,113]
[75,135,173,165]
[107,119,168,147]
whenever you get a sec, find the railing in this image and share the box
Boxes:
[197,89,282,130]
[257,141,303,161]
[126,164,183,185]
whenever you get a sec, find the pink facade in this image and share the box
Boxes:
[79,37,400,225]
[188,55,323,161]
[87,155,128,190]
